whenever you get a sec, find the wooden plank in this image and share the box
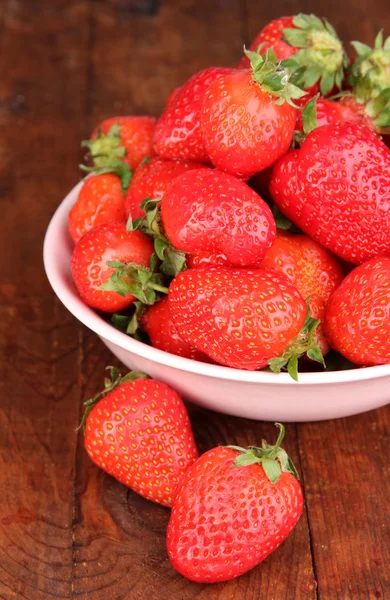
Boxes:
[0,0,91,598]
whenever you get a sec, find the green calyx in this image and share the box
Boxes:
[268,300,325,381]
[128,198,187,277]
[301,93,319,134]
[349,31,390,100]
[78,366,148,430]
[281,13,347,95]
[111,301,147,339]
[365,88,390,131]
[100,257,169,305]
[246,48,307,107]
[80,124,132,193]
[227,423,299,484]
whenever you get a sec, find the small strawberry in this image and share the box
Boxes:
[167,423,303,583]
[161,168,276,268]
[125,157,204,222]
[68,174,126,243]
[153,67,233,162]
[142,297,211,362]
[168,267,323,377]
[270,121,390,264]
[324,257,390,365]
[83,367,198,507]
[83,116,156,172]
[239,14,347,99]
[260,231,344,355]
[71,222,166,312]
[201,52,304,180]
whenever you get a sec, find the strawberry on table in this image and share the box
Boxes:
[239,14,347,99]
[84,116,156,172]
[324,257,390,366]
[200,51,304,180]
[270,121,390,264]
[161,168,276,268]
[125,157,204,221]
[167,423,303,583]
[168,267,323,377]
[71,222,165,312]
[153,67,233,163]
[68,174,126,243]
[83,368,198,507]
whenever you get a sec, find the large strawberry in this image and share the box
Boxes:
[84,116,156,172]
[270,121,390,264]
[83,368,198,507]
[167,423,303,583]
[260,231,344,355]
[161,168,276,268]
[200,52,304,180]
[125,157,204,221]
[71,222,165,312]
[239,14,347,99]
[153,67,233,163]
[168,267,323,377]
[324,257,390,365]
[68,174,126,243]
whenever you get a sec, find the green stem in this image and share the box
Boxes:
[147,282,169,294]
[267,423,285,459]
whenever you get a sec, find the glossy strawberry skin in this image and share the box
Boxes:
[124,157,204,221]
[161,169,275,268]
[68,174,126,243]
[141,297,211,362]
[260,231,344,355]
[187,252,230,269]
[240,16,296,68]
[93,116,156,171]
[71,223,154,312]
[168,267,307,370]
[324,257,390,365]
[85,379,198,507]
[270,122,390,264]
[201,69,297,180]
[167,446,303,583]
[153,68,233,163]
[296,98,370,132]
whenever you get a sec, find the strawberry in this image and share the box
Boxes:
[270,121,390,264]
[83,368,198,507]
[141,297,211,362]
[71,222,165,312]
[161,168,276,268]
[239,14,347,99]
[260,231,344,355]
[324,257,390,365]
[125,157,204,222]
[68,174,126,243]
[295,97,368,133]
[200,52,304,180]
[167,423,303,583]
[84,116,156,172]
[168,267,323,377]
[187,252,230,269]
[153,67,233,163]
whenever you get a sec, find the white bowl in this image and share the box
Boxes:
[43,181,390,422]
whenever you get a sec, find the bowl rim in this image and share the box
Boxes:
[43,180,390,386]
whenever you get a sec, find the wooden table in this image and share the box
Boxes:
[0,0,389,598]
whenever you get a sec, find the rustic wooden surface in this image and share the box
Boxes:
[0,0,389,598]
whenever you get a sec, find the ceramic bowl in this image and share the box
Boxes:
[43,181,390,422]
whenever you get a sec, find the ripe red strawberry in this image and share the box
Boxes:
[142,297,211,362]
[201,53,303,180]
[270,122,390,264]
[324,257,390,365]
[168,267,322,376]
[295,97,368,133]
[167,423,303,583]
[71,222,161,312]
[260,231,344,355]
[161,168,276,268]
[239,14,347,100]
[125,157,204,221]
[68,174,126,243]
[153,67,233,163]
[85,116,156,172]
[84,368,198,507]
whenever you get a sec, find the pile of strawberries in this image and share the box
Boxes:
[65,14,390,584]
